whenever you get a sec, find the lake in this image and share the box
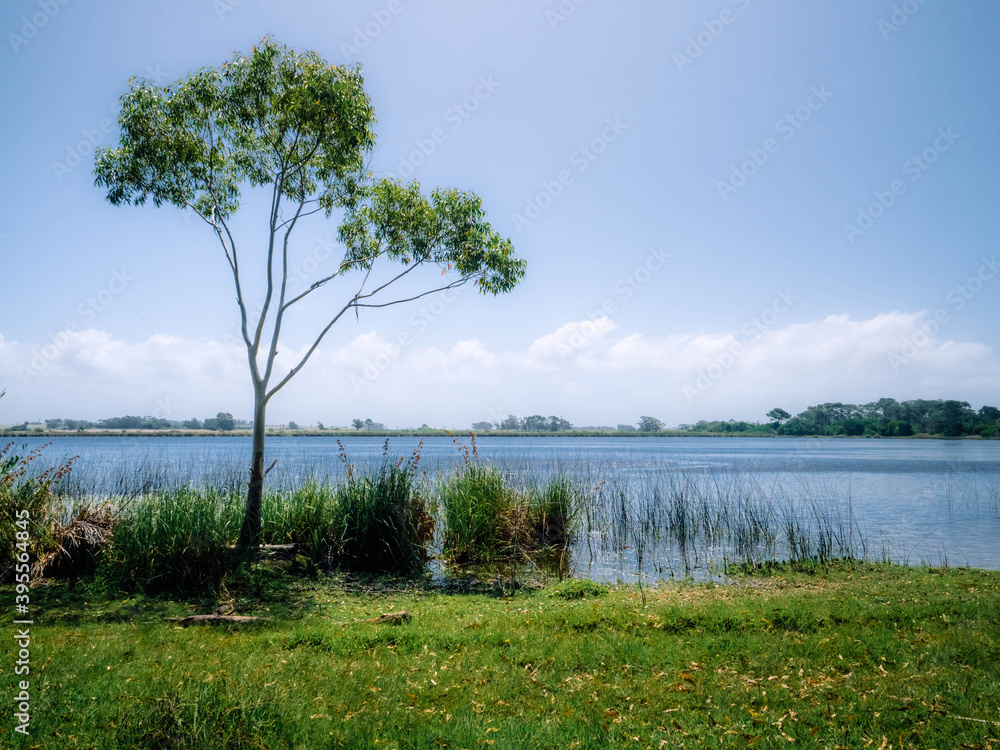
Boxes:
[13,435,1000,581]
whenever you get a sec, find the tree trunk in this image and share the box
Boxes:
[237,395,267,553]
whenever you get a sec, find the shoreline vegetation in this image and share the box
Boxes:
[7,397,999,439]
[1,429,993,439]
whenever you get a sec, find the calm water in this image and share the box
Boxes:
[13,435,1000,581]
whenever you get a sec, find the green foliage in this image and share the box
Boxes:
[491,414,573,432]
[530,475,579,550]
[637,415,664,432]
[203,412,236,431]
[766,407,791,423]
[95,37,376,216]
[0,442,75,578]
[260,482,339,561]
[329,458,432,574]
[99,488,243,594]
[338,178,525,296]
[681,397,1000,437]
[440,462,521,563]
[440,459,579,564]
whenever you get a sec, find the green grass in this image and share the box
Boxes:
[4,562,999,748]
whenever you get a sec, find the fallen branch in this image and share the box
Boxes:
[364,611,411,625]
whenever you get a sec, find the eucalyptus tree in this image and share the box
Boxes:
[95,38,525,551]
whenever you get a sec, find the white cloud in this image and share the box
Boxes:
[1,310,998,426]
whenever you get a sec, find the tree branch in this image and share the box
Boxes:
[262,180,310,387]
[352,276,474,309]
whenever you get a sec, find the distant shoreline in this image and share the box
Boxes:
[0,430,987,440]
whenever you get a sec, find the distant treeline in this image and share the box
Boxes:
[22,412,249,432]
[477,415,575,432]
[10,398,998,438]
[680,399,999,438]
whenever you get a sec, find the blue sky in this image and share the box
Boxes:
[2,0,999,428]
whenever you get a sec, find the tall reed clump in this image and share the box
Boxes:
[100,488,243,594]
[0,442,107,583]
[261,481,340,563]
[529,475,579,552]
[440,461,518,563]
[440,435,579,564]
[327,440,434,574]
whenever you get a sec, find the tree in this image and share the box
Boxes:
[522,415,548,431]
[95,38,525,552]
[316,421,325,430]
[204,412,236,431]
[287,420,299,430]
[471,421,493,432]
[352,419,365,430]
[637,416,664,432]
[497,415,521,431]
[182,418,203,429]
[766,407,791,425]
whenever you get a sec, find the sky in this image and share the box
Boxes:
[1,0,999,429]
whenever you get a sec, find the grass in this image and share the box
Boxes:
[439,437,580,566]
[2,562,998,748]
[98,488,243,594]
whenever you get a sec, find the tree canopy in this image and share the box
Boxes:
[94,37,525,549]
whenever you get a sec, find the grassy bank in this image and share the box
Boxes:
[2,562,998,748]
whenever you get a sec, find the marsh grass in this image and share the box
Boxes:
[12,438,996,591]
[0,441,79,581]
[261,481,339,561]
[326,441,433,574]
[100,488,243,594]
[439,437,581,566]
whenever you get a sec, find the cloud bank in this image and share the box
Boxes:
[1,310,996,427]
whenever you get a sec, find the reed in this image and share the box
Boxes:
[99,488,242,594]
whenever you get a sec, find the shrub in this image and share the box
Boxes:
[440,462,523,563]
[546,579,608,600]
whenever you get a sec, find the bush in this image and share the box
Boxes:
[261,482,340,562]
[440,462,522,563]
[546,579,607,600]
